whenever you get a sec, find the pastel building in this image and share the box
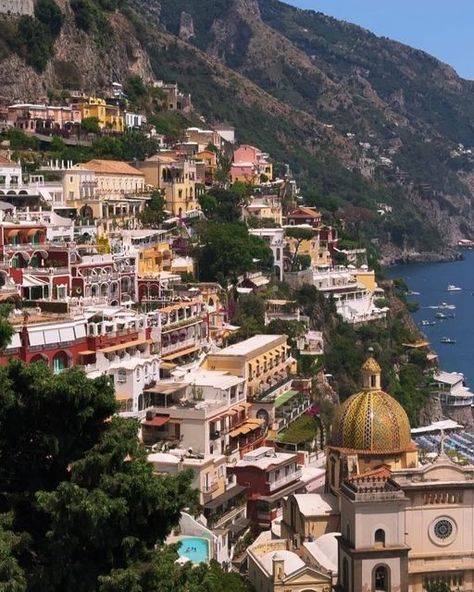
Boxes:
[7,103,81,133]
[204,335,297,401]
[137,154,199,216]
[231,144,273,184]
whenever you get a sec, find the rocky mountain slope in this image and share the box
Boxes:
[2,0,474,257]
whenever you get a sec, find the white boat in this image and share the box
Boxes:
[439,302,456,310]
[447,284,462,291]
[421,320,436,326]
[440,337,456,344]
[408,291,420,296]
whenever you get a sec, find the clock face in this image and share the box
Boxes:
[429,517,456,546]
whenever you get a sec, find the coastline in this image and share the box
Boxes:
[381,247,463,268]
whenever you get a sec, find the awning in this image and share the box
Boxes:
[142,414,170,427]
[27,228,39,236]
[59,327,75,342]
[6,332,21,349]
[79,350,96,356]
[204,485,247,510]
[74,324,87,339]
[99,339,151,354]
[229,418,264,438]
[7,230,20,237]
[160,361,177,370]
[28,331,45,346]
[44,329,60,345]
[22,274,47,288]
[115,393,132,401]
[161,344,200,361]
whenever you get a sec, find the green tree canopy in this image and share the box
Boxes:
[195,221,273,285]
[139,190,167,227]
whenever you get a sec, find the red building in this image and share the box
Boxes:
[231,446,302,528]
[286,207,322,227]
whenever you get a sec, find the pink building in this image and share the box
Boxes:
[7,104,82,134]
[231,144,273,184]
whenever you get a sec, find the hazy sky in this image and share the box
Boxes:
[287,0,474,79]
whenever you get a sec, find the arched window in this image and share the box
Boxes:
[138,394,144,411]
[373,565,389,592]
[375,529,386,548]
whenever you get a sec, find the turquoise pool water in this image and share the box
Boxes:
[178,537,210,564]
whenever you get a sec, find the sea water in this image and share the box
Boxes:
[388,251,474,385]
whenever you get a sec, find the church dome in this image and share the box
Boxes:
[330,359,411,453]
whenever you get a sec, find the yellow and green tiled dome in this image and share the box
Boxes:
[331,361,411,453]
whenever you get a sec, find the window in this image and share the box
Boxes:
[117,369,126,383]
[136,367,142,381]
[375,529,385,547]
[373,565,389,592]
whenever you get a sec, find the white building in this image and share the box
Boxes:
[249,227,285,281]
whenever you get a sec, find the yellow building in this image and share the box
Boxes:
[77,97,124,133]
[122,229,172,275]
[354,267,377,292]
[204,334,297,400]
[64,160,148,235]
[243,195,283,226]
[137,154,199,216]
[285,227,332,269]
[148,451,227,506]
[281,494,340,544]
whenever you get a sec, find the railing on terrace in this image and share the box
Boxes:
[267,469,302,492]
[161,338,202,356]
[255,376,293,401]
[161,315,205,332]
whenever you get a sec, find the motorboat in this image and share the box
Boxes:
[408,291,420,296]
[421,320,436,326]
[438,302,456,310]
[447,285,462,291]
[440,337,456,344]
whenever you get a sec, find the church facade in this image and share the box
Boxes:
[325,358,474,591]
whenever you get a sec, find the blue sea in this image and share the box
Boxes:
[388,251,474,386]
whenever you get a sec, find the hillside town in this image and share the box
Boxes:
[2,74,474,592]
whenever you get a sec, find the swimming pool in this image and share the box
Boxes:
[177,536,210,564]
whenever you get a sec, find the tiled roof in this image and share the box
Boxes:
[82,159,144,176]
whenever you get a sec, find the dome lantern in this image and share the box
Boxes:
[361,356,381,391]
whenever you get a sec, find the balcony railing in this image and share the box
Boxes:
[161,337,201,356]
[202,482,219,495]
[267,469,302,492]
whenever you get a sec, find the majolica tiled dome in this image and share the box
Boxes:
[330,359,411,453]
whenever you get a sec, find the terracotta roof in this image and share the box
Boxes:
[82,159,144,176]
[288,207,321,218]
[0,156,18,167]
[347,466,391,481]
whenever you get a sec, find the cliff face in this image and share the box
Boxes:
[0,7,153,100]
[3,0,474,255]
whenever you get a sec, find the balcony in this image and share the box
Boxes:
[161,337,200,356]
[202,481,219,495]
[267,469,302,492]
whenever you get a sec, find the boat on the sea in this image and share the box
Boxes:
[440,337,456,344]
[447,284,462,291]
[439,302,456,310]
[408,291,420,296]
[421,320,436,326]
[435,312,455,319]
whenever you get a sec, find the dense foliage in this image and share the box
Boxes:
[0,356,245,591]
[194,221,273,285]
